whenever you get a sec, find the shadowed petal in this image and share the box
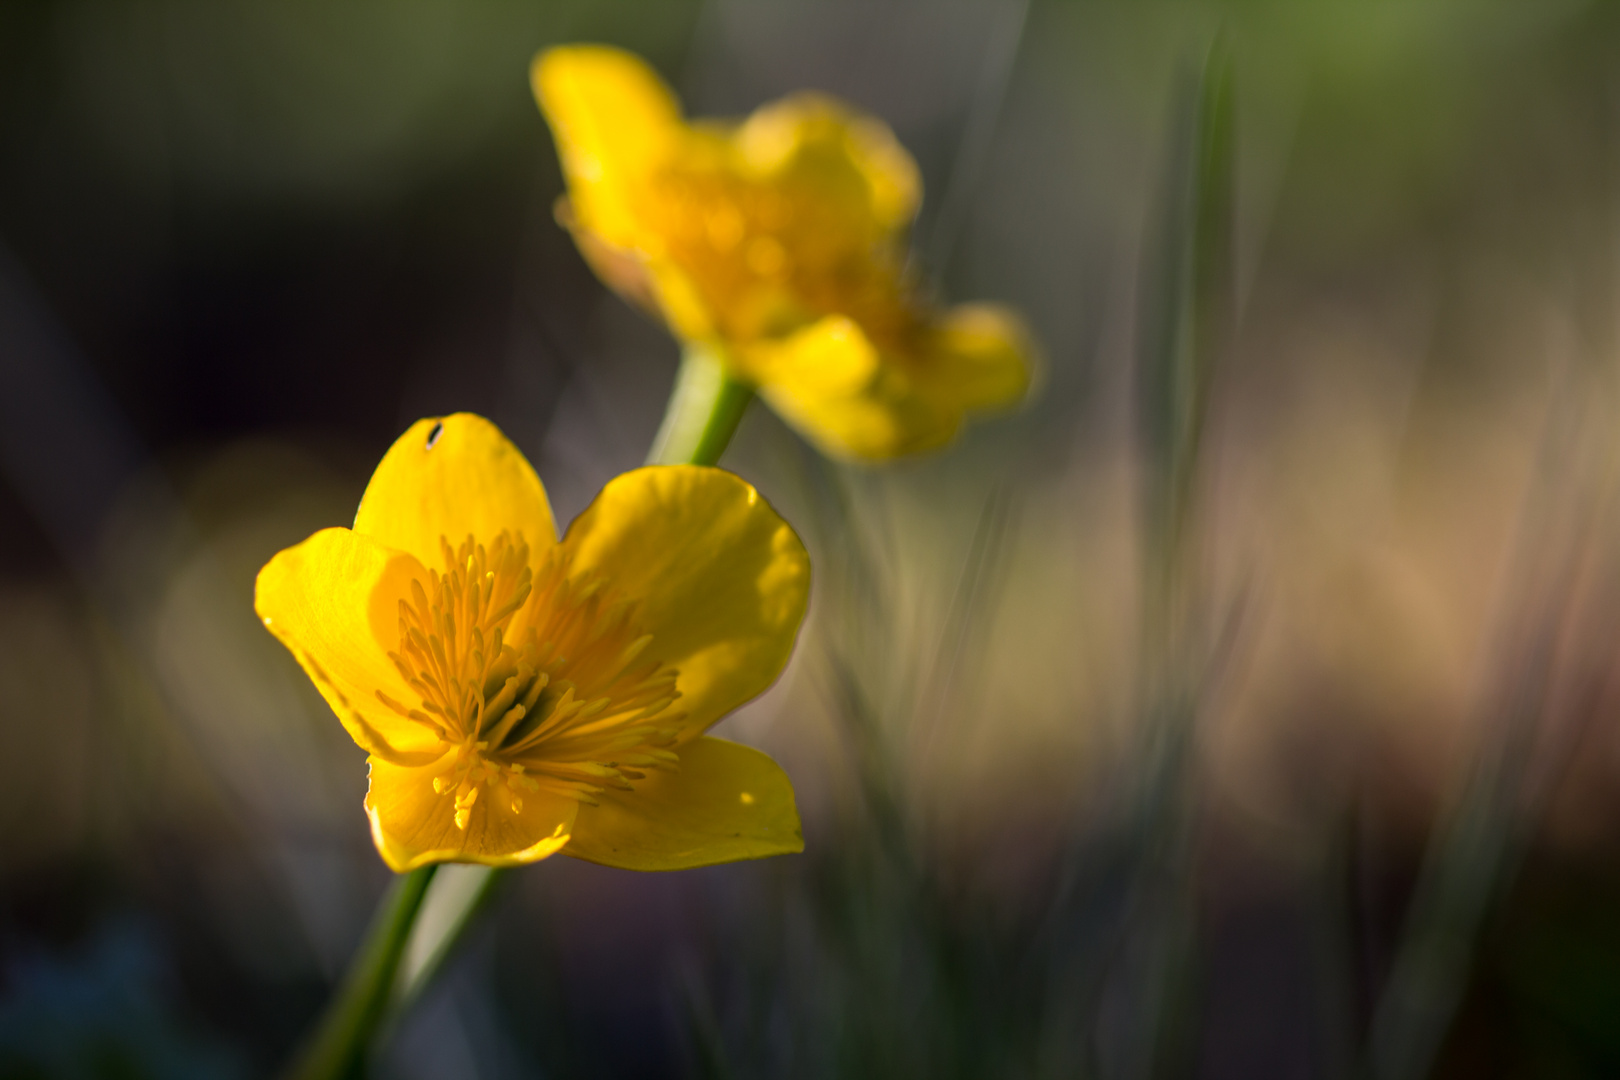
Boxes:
[750,316,958,461]
[924,303,1034,413]
[749,308,1034,461]
[366,757,578,873]
[565,737,802,870]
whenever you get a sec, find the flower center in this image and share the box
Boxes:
[642,151,919,349]
[375,532,683,828]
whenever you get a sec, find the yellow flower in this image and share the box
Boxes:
[255,414,809,872]
[533,45,1034,462]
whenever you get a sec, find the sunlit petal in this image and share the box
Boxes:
[736,91,920,238]
[353,414,557,570]
[255,527,443,758]
[533,44,682,252]
[560,466,810,741]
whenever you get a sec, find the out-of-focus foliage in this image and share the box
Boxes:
[6,1,1620,1077]
[0,920,244,1080]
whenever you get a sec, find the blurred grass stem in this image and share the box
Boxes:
[1364,380,1601,1080]
[281,864,437,1080]
[1103,37,1233,1079]
[1034,40,1235,1072]
[923,0,1030,288]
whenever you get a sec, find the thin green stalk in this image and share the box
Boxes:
[648,342,755,467]
[281,865,437,1080]
[1032,40,1236,1072]
[923,0,1031,289]
[1363,386,1595,1080]
[385,864,505,1020]
[1105,36,1233,1080]
[365,335,755,1042]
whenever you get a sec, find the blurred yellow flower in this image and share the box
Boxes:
[534,45,1034,461]
[255,414,809,872]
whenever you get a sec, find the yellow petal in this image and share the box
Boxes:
[557,190,720,342]
[255,527,444,758]
[533,45,681,251]
[743,314,881,396]
[736,92,920,238]
[560,466,809,740]
[645,255,720,341]
[748,315,957,461]
[564,737,802,870]
[353,414,557,569]
[748,307,1034,461]
[366,757,578,873]
[925,303,1034,412]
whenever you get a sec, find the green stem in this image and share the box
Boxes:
[648,342,755,467]
[281,865,437,1080]
[386,864,505,1019]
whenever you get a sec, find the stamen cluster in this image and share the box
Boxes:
[376,531,684,829]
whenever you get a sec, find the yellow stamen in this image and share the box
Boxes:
[387,534,685,822]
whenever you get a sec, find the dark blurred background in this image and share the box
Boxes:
[6,1,1620,1077]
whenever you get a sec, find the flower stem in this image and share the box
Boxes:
[281,864,438,1080]
[383,864,504,1024]
[647,342,754,467]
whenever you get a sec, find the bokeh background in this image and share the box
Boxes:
[6,1,1620,1077]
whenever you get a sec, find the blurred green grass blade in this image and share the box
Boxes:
[1364,376,1607,1080]
[913,484,1016,769]
[1113,36,1234,1080]
[1005,33,1234,1064]
[1136,37,1233,606]
[1363,644,1552,1080]
[924,0,1031,288]
[928,485,1016,706]
[785,444,912,853]
[675,967,737,1080]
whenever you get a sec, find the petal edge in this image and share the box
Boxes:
[366,757,579,872]
[560,465,810,741]
[564,737,803,871]
[353,414,557,568]
[255,527,442,758]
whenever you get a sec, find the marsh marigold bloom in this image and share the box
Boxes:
[255,414,809,872]
[533,45,1034,461]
